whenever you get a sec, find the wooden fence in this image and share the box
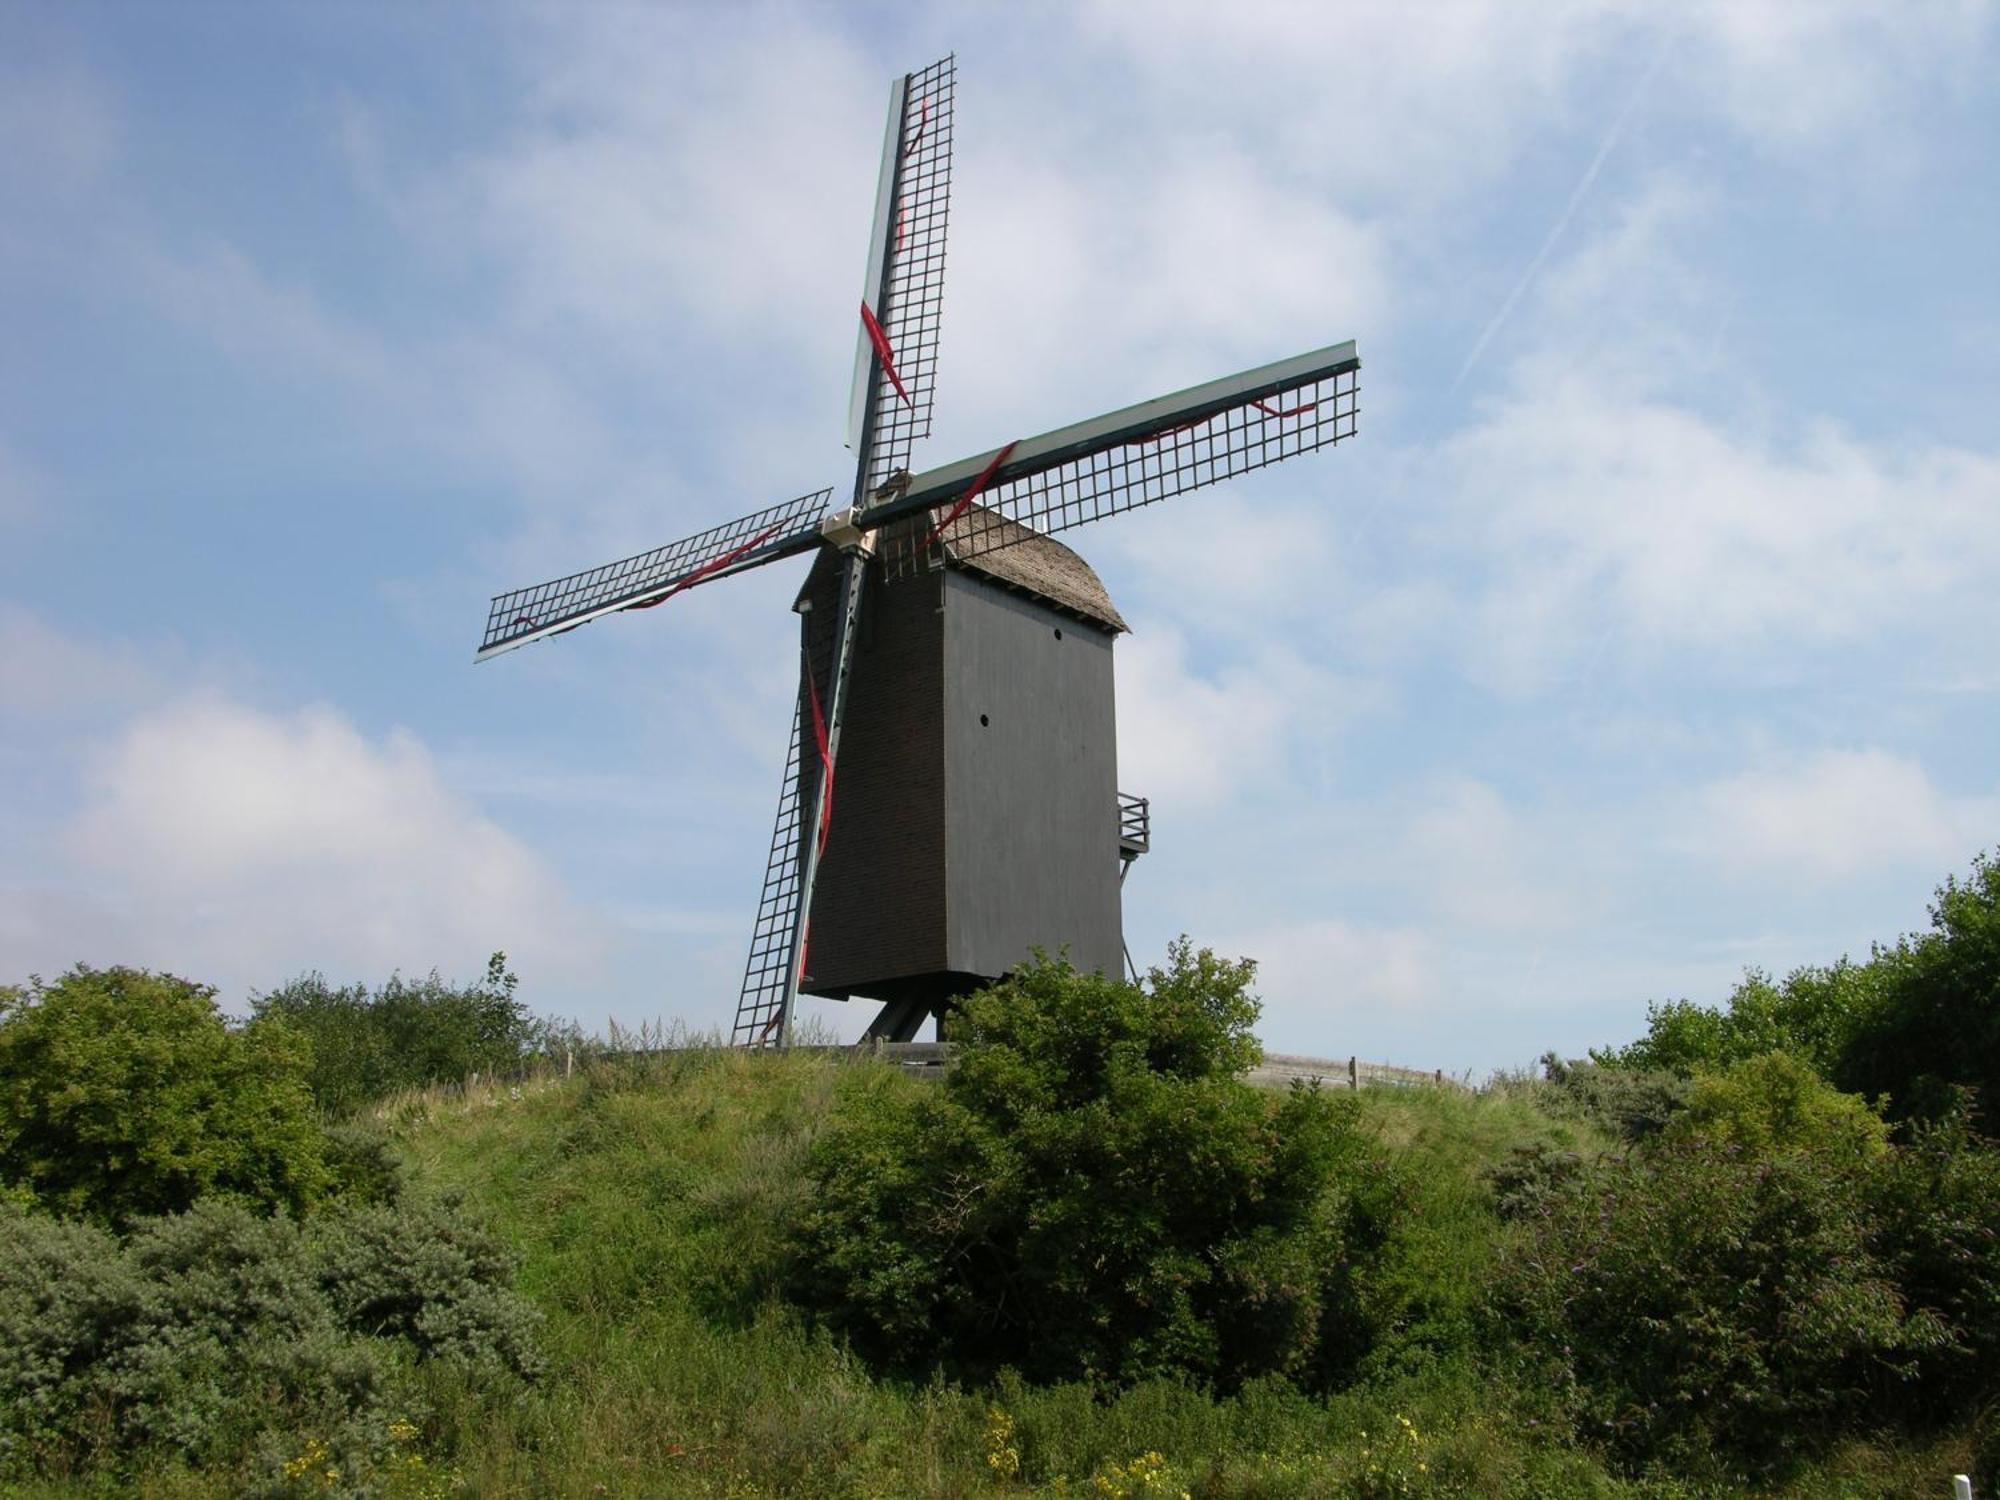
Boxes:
[857,1041,1464,1091]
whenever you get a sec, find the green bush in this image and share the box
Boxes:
[1539,1053,1690,1142]
[1494,1138,1937,1475]
[0,1191,540,1486]
[791,943,1400,1389]
[0,1199,395,1480]
[0,966,330,1223]
[319,1195,543,1380]
[1665,1051,1889,1162]
[0,1200,144,1465]
[1865,1101,2000,1422]
[250,952,565,1115]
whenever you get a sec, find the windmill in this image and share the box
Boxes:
[476,56,1361,1047]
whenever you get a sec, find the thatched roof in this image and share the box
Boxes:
[795,504,1128,635]
[933,504,1127,634]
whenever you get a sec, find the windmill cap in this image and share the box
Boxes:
[928,503,1128,633]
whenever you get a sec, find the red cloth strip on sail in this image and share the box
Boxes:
[1134,416,1204,446]
[921,439,1019,554]
[1253,397,1318,419]
[623,522,785,613]
[859,303,915,410]
[904,96,929,159]
[806,668,834,854]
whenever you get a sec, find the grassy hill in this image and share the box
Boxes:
[286,1047,1967,1499]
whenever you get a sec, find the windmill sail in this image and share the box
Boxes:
[731,692,811,1047]
[876,341,1359,574]
[847,54,955,498]
[476,487,835,660]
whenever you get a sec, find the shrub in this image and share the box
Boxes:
[251,952,553,1115]
[319,1121,406,1208]
[0,1199,395,1477]
[0,1191,540,1484]
[791,943,1397,1389]
[1865,1100,2000,1421]
[0,966,329,1223]
[0,1201,143,1464]
[1494,1138,1936,1474]
[1665,1051,1889,1162]
[1538,1053,1689,1142]
[1486,1143,1590,1222]
[319,1195,543,1380]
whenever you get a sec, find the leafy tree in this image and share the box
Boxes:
[1836,852,2000,1128]
[0,967,328,1223]
[1597,960,1877,1080]
[252,952,558,1114]
[791,942,1396,1389]
[1864,1099,2000,1421]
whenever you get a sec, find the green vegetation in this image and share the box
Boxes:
[0,966,329,1223]
[3,849,1997,1495]
[1663,1050,1889,1161]
[1603,850,2000,1132]
[0,1193,536,1493]
[252,953,577,1116]
[793,944,1397,1389]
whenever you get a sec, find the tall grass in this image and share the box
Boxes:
[349,1047,1972,1497]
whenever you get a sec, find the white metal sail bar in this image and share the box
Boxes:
[845,71,910,455]
[846,55,956,500]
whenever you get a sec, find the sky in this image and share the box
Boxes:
[3,1,1998,1076]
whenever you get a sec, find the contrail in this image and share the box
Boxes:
[1450,47,1668,395]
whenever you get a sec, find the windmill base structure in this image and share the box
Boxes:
[472,55,1361,1049]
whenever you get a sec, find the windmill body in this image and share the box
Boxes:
[474,56,1362,1046]
[793,510,1127,1038]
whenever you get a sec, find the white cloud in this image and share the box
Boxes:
[1424,172,2000,694]
[1441,379,2000,690]
[0,606,162,720]
[51,695,605,998]
[1114,625,1358,809]
[1082,1,1992,180]
[1686,748,1995,879]
[1212,917,1444,1053]
[1407,777,1585,932]
[1666,0,1993,152]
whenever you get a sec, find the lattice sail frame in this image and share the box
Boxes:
[477,488,833,660]
[875,342,1360,577]
[731,696,808,1047]
[847,55,954,498]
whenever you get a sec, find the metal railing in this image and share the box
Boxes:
[1118,791,1150,857]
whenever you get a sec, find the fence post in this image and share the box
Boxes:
[564,1047,573,1079]
[1348,1056,1358,1090]
[1954,1475,1973,1499]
